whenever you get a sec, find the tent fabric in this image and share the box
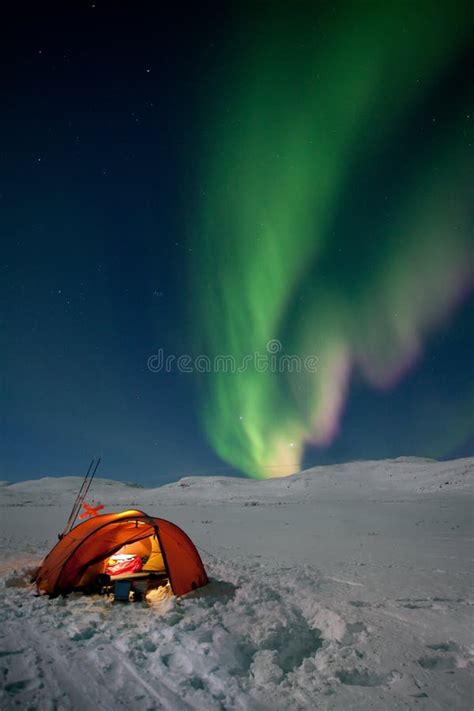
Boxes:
[33,509,208,597]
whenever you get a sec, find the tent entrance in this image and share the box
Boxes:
[77,532,169,599]
[106,534,166,576]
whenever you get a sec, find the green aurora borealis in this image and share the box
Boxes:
[190,2,473,478]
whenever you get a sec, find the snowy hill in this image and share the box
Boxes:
[1,457,473,710]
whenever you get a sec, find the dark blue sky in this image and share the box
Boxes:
[1,2,472,484]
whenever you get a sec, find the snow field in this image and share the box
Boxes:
[1,457,473,710]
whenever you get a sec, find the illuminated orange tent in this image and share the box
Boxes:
[33,509,208,598]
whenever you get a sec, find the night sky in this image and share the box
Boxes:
[1,2,473,485]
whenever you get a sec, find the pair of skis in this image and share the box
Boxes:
[61,457,101,537]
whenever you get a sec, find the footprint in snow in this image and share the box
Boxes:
[335,668,397,687]
[418,655,457,670]
[4,678,34,694]
[418,641,470,671]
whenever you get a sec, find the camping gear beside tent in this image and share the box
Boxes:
[32,509,208,598]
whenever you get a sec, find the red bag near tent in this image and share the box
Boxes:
[105,554,142,577]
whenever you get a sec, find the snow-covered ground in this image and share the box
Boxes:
[1,457,473,710]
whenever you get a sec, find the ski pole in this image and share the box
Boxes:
[62,458,95,536]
